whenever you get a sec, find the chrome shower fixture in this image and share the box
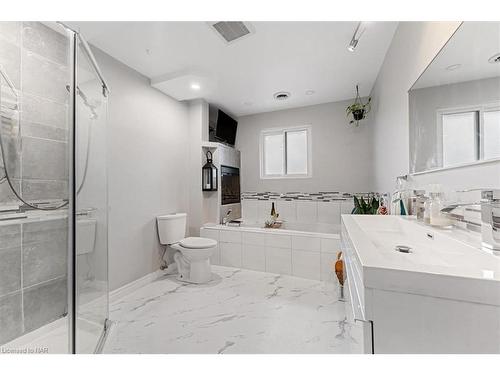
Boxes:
[66,84,99,119]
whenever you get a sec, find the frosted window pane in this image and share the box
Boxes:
[286,130,308,174]
[484,110,500,160]
[442,112,477,167]
[264,133,284,175]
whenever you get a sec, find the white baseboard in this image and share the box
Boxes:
[109,270,163,303]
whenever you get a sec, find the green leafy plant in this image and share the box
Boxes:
[346,85,371,126]
[351,195,379,215]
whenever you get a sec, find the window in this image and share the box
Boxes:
[442,111,479,167]
[439,104,500,168]
[483,109,500,160]
[260,126,311,179]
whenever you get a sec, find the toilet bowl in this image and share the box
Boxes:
[157,213,217,284]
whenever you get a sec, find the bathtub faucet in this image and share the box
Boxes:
[222,209,233,225]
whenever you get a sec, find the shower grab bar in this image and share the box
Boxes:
[56,22,110,95]
[0,64,19,104]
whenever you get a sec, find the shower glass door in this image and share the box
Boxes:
[0,21,72,354]
[74,34,109,353]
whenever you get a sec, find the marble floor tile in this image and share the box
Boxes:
[104,265,362,354]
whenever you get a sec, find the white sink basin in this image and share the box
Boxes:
[342,214,500,306]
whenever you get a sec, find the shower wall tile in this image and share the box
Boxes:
[23,277,67,332]
[21,137,68,181]
[0,178,20,204]
[0,22,72,343]
[0,37,21,89]
[22,179,68,201]
[0,134,21,179]
[0,223,21,249]
[0,247,21,297]
[22,51,69,104]
[0,21,21,45]
[21,93,68,129]
[0,292,23,345]
[0,224,22,297]
[22,218,68,287]
[22,22,69,66]
[22,122,68,141]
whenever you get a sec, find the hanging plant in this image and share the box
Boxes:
[346,85,371,126]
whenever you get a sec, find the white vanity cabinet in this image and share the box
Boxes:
[341,214,500,354]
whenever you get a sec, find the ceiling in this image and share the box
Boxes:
[68,21,398,117]
[412,22,500,90]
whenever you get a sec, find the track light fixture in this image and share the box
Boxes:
[348,22,365,52]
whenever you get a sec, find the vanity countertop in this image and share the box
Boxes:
[341,214,500,306]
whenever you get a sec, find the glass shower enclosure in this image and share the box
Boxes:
[0,22,109,354]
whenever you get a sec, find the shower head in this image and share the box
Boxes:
[66,85,100,119]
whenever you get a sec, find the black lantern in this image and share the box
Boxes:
[202,151,218,191]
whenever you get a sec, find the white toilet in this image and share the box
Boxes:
[156,213,217,284]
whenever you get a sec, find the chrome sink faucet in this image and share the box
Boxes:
[441,189,500,251]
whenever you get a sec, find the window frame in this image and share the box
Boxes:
[436,102,500,169]
[259,125,312,179]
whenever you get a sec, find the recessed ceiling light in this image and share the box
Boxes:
[145,49,152,55]
[305,90,315,96]
[190,83,201,90]
[273,91,291,101]
[445,64,461,71]
[488,53,500,64]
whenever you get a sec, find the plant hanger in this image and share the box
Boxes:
[346,84,371,126]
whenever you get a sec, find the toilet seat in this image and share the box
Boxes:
[179,237,217,249]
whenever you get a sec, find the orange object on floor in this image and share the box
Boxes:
[334,252,344,285]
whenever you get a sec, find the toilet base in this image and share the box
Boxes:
[174,251,213,284]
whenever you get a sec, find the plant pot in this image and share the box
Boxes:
[352,109,365,121]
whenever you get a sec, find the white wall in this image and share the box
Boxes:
[93,47,191,290]
[369,21,500,193]
[187,99,208,237]
[236,99,373,193]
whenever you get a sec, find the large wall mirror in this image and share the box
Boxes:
[409,22,500,174]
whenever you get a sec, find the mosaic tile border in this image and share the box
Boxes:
[241,191,377,202]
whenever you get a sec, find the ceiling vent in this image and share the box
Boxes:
[211,21,252,43]
[274,91,291,101]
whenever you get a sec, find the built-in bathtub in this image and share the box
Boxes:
[200,221,342,282]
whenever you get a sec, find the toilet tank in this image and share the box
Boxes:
[76,218,97,255]
[157,213,187,245]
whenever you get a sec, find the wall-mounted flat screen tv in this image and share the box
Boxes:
[214,109,238,145]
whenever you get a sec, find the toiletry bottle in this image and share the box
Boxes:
[423,196,431,224]
[428,192,451,227]
[270,202,276,217]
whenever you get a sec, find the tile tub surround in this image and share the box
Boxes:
[201,224,341,282]
[240,191,358,224]
[0,213,68,345]
[104,265,362,354]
